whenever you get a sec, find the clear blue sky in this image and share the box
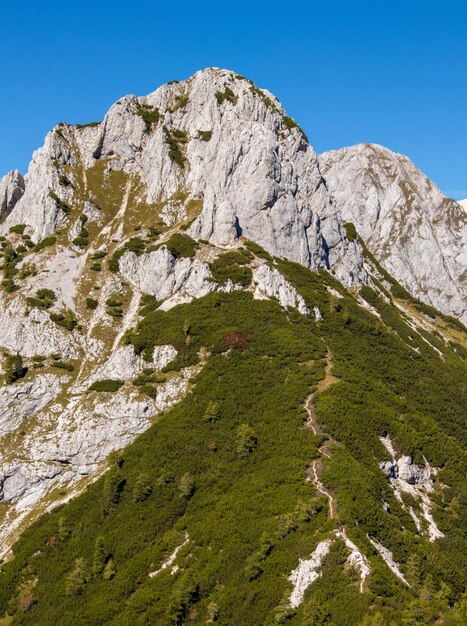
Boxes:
[1,1,466,198]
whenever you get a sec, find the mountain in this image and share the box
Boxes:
[0,69,465,625]
[319,143,467,324]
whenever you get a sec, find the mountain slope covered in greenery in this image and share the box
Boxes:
[0,249,465,625]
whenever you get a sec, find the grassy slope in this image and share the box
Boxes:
[0,261,465,625]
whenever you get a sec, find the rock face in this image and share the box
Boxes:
[0,170,25,220]
[1,68,364,286]
[320,144,467,322]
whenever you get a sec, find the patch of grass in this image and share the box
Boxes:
[51,361,74,372]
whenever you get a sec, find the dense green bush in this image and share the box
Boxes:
[72,215,89,248]
[50,309,78,332]
[9,224,26,235]
[51,361,74,372]
[49,191,71,215]
[165,233,199,259]
[215,87,237,105]
[197,130,212,141]
[34,236,57,252]
[163,126,187,167]
[85,297,99,310]
[209,250,252,286]
[26,288,57,309]
[89,379,124,392]
[282,115,308,142]
[4,353,26,384]
[135,103,160,133]
[344,222,357,242]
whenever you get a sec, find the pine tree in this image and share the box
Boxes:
[4,353,26,384]
[178,473,195,498]
[92,536,107,577]
[235,424,257,457]
[103,558,116,581]
[132,473,152,502]
[204,401,221,422]
[65,558,87,596]
[102,468,124,516]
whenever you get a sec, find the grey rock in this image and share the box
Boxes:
[320,143,467,322]
[0,170,25,219]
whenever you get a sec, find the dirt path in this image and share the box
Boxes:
[305,349,338,518]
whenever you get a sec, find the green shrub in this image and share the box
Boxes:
[209,250,252,286]
[215,87,237,105]
[163,126,187,167]
[235,424,258,457]
[135,103,160,133]
[132,474,153,502]
[139,293,159,316]
[49,191,71,215]
[243,239,273,261]
[89,379,124,392]
[282,115,308,142]
[108,248,126,273]
[178,472,195,498]
[85,297,99,310]
[26,288,57,309]
[75,121,100,129]
[65,558,87,596]
[91,250,107,259]
[34,236,57,252]
[9,224,26,235]
[51,361,74,372]
[50,309,78,332]
[125,237,145,255]
[4,354,26,384]
[165,233,199,259]
[90,262,102,271]
[204,400,221,422]
[72,215,89,248]
[197,130,212,141]
[344,222,357,242]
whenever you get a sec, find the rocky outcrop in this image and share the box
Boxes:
[379,436,443,541]
[320,144,467,322]
[252,264,310,315]
[0,374,63,437]
[0,170,25,219]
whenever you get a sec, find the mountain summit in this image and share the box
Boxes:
[0,69,465,625]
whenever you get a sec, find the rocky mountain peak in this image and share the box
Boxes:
[0,68,364,286]
[320,142,467,322]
